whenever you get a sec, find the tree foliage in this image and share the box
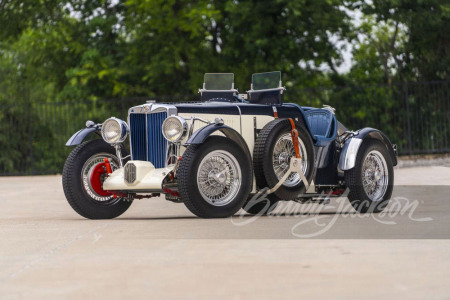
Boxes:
[0,0,449,174]
[1,0,448,103]
[351,0,450,83]
[0,0,355,102]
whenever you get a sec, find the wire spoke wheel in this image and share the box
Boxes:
[178,136,252,218]
[344,140,394,214]
[81,153,121,204]
[62,140,132,219]
[196,150,242,206]
[252,119,314,203]
[272,133,308,187]
[361,150,389,201]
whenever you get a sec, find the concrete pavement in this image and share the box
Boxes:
[0,166,449,299]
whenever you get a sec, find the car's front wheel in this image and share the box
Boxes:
[178,136,252,218]
[62,139,132,219]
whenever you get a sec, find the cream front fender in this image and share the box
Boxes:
[103,161,173,192]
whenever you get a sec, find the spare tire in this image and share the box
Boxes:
[253,118,315,201]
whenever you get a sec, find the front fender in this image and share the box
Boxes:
[66,127,100,146]
[338,127,398,170]
[185,124,252,165]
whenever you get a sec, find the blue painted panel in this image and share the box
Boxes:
[146,112,167,168]
[130,113,147,161]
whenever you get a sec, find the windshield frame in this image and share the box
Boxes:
[251,71,282,91]
[203,73,235,91]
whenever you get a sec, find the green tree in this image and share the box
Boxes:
[347,17,408,85]
[357,0,450,81]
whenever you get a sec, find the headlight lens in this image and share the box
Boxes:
[101,117,129,144]
[162,116,187,142]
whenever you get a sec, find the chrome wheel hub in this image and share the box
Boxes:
[209,169,227,184]
[197,150,241,206]
[362,150,389,201]
[272,133,308,187]
[278,152,290,169]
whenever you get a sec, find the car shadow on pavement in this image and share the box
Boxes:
[113,211,358,221]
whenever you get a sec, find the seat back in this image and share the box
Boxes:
[305,110,333,137]
[303,108,337,147]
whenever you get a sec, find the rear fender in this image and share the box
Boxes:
[339,128,398,171]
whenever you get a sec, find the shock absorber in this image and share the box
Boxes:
[104,158,113,174]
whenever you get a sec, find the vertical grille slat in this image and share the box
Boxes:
[130,114,146,161]
[147,112,167,168]
[130,112,167,168]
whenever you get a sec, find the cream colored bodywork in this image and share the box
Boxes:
[177,113,241,155]
[176,113,274,157]
[103,109,276,192]
[103,161,174,192]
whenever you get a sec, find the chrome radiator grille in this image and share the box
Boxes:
[129,112,167,168]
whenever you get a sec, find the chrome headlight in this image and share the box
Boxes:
[162,116,187,142]
[101,117,129,144]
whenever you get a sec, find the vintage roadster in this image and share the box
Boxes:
[62,72,397,219]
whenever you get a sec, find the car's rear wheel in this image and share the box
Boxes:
[345,139,394,213]
[62,139,132,219]
[178,136,252,218]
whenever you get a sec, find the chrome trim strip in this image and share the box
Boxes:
[233,103,242,133]
[127,113,133,160]
[247,87,286,93]
[199,88,238,93]
[338,138,363,170]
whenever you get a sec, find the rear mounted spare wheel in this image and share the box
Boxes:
[252,119,315,203]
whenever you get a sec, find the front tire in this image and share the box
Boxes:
[345,139,394,213]
[62,139,132,219]
[178,136,252,218]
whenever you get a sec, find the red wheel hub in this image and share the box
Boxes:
[89,162,112,197]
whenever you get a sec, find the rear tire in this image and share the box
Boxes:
[345,139,394,213]
[62,139,132,219]
[178,136,252,218]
